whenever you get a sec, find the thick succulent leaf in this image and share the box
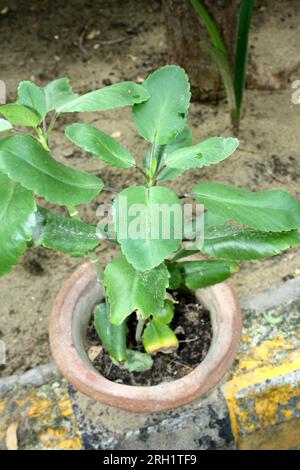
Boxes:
[94,303,127,362]
[32,206,101,257]
[113,186,182,271]
[142,320,178,354]
[65,123,135,169]
[143,127,193,176]
[0,173,36,275]
[152,299,174,324]
[124,350,153,372]
[204,211,228,229]
[201,224,300,260]
[165,125,193,152]
[166,261,182,289]
[0,135,103,205]
[44,78,78,112]
[0,119,12,133]
[57,82,150,112]
[0,103,41,127]
[17,81,47,121]
[157,126,193,181]
[193,182,300,232]
[104,254,169,325]
[157,167,184,182]
[165,136,239,171]
[180,259,239,289]
[133,65,191,145]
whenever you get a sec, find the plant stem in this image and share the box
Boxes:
[147,137,157,187]
[45,112,58,140]
[135,311,145,343]
[67,204,80,220]
[36,127,49,151]
[89,251,104,282]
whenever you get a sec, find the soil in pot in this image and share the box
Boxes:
[85,290,212,386]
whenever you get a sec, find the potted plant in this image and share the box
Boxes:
[1,66,300,413]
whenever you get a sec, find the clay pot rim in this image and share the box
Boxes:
[49,262,242,413]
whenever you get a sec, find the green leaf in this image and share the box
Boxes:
[164,126,193,152]
[142,320,178,354]
[200,42,236,125]
[180,260,239,289]
[57,82,150,113]
[0,103,41,127]
[189,1,236,122]
[104,254,169,325]
[44,78,78,112]
[234,0,254,123]
[0,173,36,276]
[65,123,135,169]
[0,118,12,133]
[124,350,153,372]
[94,303,127,362]
[32,206,101,257]
[166,261,182,289]
[114,186,182,271]
[157,126,193,181]
[17,81,47,121]
[190,0,227,55]
[193,182,300,232]
[143,127,193,181]
[133,65,191,145]
[201,224,300,260]
[165,137,239,171]
[152,299,174,324]
[0,135,103,205]
[204,211,228,229]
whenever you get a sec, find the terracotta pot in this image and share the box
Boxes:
[49,262,242,413]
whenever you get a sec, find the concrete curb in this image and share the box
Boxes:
[1,277,300,450]
[0,363,61,398]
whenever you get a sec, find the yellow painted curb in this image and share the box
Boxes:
[223,336,300,450]
[0,382,83,450]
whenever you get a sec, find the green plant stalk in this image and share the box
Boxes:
[45,112,59,141]
[135,311,146,343]
[36,126,49,151]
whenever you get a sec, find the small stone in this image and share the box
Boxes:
[86,30,100,40]
[128,54,138,62]
[62,147,74,158]
[111,130,122,139]
[88,346,102,362]
[102,78,112,86]
[174,325,185,335]
[52,382,60,389]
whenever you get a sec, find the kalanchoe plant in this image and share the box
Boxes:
[1,66,300,372]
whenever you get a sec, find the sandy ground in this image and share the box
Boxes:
[0,0,300,377]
